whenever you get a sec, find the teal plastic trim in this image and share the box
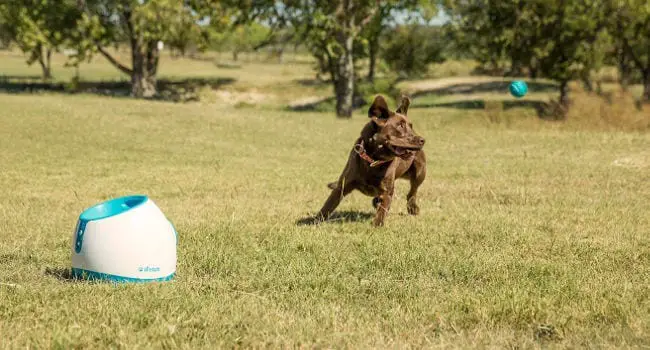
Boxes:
[71,268,175,283]
[73,219,88,253]
[169,220,178,245]
[75,195,149,253]
[79,195,148,222]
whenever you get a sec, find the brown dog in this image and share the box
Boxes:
[316,95,426,226]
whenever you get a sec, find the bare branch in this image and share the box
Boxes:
[96,45,132,75]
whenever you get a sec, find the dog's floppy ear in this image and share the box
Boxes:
[396,95,410,116]
[368,95,392,119]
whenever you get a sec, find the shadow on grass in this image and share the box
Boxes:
[296,210,374,226]
[414,99,549,112]
[0,75,235,102]
[0,74,43,82]
[287,96,335,112]
[294,78,330,87]
[215,62,242,69]
[44,267,78,282]
[411,80,558,99]
[286,80,557,113]
[286,96,369,112]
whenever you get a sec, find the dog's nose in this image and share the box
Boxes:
[417,137,425,146]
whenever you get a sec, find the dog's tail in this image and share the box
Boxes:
[327,182,337,190]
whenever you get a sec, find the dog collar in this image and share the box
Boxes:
[354,141,391,167]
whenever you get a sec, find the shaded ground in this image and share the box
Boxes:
[287,76,558,114]
[0,75,235,102]
[409,80,557,98]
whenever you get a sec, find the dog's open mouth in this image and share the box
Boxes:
[388,144,420,158]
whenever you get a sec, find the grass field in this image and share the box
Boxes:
[1,51,649,348]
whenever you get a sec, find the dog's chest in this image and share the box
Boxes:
[356,183,382,197]
[355,169,390,196]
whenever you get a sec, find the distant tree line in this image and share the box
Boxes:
[443,0,650,110]
[0,0,648,117]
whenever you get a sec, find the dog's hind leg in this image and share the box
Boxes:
[317,181,355,221]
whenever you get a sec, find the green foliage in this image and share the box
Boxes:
[209,22,270,57]
[607,0,650,100]
[276,0,434,116]
[445,0,608,108]
[535,0,607,83]
[81,0,226,52]
[0,0,83,78]
[443,0,517,73]
[78,0,235,97]
[356,77,399,105]
[382,25,446,78]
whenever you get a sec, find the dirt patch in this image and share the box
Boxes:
[612,153,649,168]
[214,89,272,105]
[399,76,507,94]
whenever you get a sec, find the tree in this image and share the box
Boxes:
[0,0,82,80]
[361,1,437,82]
[0,13,12,49]
[535,0,607,107]
[211,22,270,61]
[282,0,380,118]
[382,24,446,78]
[77,0,231,98]
[608,0,650,102]
[445,0,607,109]
[443,0,517,74]
[165,9,207,58]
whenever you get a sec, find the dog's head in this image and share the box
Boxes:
[366,95,425,158]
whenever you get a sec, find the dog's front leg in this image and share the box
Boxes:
[373,167,397,227]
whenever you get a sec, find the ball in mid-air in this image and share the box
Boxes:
[509,80,528,98]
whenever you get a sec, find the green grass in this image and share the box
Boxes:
[0,50,327,105]
[1,51,649,348]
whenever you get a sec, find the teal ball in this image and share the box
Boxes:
[509,80,528,98]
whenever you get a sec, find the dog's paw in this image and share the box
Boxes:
[407,197,420,215]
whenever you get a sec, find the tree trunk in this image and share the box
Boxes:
[130,39,159,98]
[335,33,354,118]
[37,46,52,80]
[641,69,650,103]
[367,35,378,82]
[528,56,539,79]
[94,9,159,98]
[509,55,523,77]
[233,50,239,62]
[559,80,570,107]
[618,49,631,91]
[276,48,284,64]
[582,75,593,93]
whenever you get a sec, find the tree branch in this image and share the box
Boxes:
[357,6,379,29]
[77,0,133,75]
[253,23,282,51]
[96,45,132,75]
